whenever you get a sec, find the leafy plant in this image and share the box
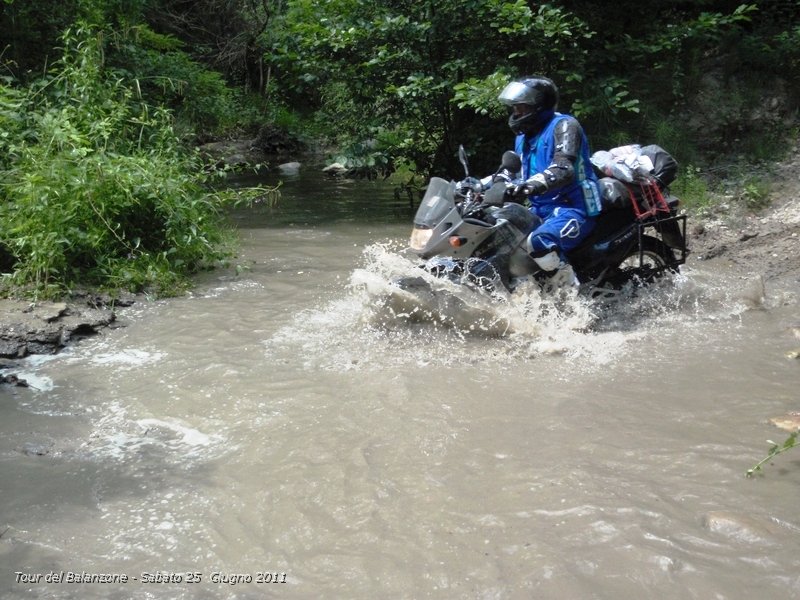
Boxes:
[671,165,713,210]
[570,77,640,123]
[747,430,799,477]
[453,72,514,118]
[107,23,240,136]
[741,176,772,210]
[0,24,232,298]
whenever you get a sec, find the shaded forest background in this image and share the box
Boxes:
[0,0,798,295]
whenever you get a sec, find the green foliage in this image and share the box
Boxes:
[331,138,394,179]
[740,176,772,211]
[747,430,799,477]
[771,24,800,72]
[6,0,797,181]
[0,0,81,79]
[650,117,697,165]
[267,0,611,175]
[686,4,759,43]
[0,25,231,298]
[453,72,514,118]
[671,166,713,211]
[262,0,795,178]
[570,77,640,123]
[108,24,241,136]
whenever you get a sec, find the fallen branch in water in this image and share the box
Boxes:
[747,430,799,477]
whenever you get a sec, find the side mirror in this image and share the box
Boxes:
[458,145,470,177]
[501,150,522,174]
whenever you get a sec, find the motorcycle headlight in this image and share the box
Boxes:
[409,227,433,251]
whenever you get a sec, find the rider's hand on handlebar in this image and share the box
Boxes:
[513,175,547,198]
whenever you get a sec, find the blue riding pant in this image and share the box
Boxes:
[526,206,595,259]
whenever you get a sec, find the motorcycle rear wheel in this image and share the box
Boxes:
[620,235,676,276]
[595,235,677,293]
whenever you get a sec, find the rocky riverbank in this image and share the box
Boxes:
[686,143,800,289]
[0,292,136,376]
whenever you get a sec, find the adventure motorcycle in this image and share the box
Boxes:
[404,145,688,298]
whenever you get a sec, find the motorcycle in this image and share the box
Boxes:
[403,145,688,298]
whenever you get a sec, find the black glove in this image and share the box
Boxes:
[514,176,547,197]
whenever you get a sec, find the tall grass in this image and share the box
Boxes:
[0,25,232,298]
[671,165,715,211]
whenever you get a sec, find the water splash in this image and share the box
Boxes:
[77,401,227,464]
[262,243,652,371]
[352,241,597,332]
[90,348,166,369]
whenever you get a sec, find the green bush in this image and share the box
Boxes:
[740,176,772,211]
[0,25,231,299]
[107,24,241,137]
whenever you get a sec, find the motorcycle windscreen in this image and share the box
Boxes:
[413,177,456,229]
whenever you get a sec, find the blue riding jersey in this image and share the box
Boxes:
[514,112,599,220]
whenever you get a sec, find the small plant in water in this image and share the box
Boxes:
[747,430,799,477]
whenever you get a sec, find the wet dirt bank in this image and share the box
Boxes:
[0,292,136,366]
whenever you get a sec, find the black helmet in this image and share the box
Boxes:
[498,76,559,135]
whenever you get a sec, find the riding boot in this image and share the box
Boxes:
[547,262,580,288]
[532,250,579,289]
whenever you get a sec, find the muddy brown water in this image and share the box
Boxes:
[2,173,799,599]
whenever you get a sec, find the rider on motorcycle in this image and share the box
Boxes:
[473,76,599,287]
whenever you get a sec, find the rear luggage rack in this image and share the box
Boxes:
[629,179,688,268]
[629,179,670,219]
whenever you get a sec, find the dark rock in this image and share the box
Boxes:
[701,244,728,259]
[0,373,29,386]
[0,299,118,359]
[251,125,305,156]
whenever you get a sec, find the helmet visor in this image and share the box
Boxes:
[498,81,538,107]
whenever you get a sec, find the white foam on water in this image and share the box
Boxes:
[6,370,56,393]
[77,401,228,464]
[136,417,221,450]
[89,348,166,368]
[196,278,264,299]
[262,242,669,372]
[5,352,61,392]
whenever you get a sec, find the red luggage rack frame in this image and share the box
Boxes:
[628,177,670,218]
[627,177,689,269]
